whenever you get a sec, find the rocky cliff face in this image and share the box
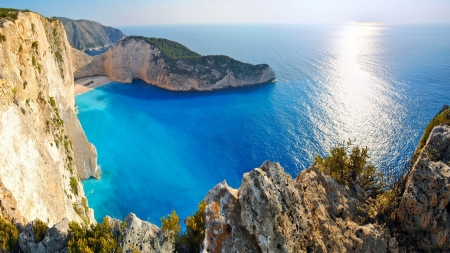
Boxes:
[0,11,97,226]
[202,162,390,253]
[57,17,126,51]
[74,37,276,91]
[398,124,450,250]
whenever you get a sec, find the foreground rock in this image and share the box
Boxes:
[108,213,173,253]
[202,161,389,253]
[74,36,276,91]
[398,124,450,250]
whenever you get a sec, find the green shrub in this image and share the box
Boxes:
[412,105,450,163]
[161,210,181,242]
[314,140,384,198]
[33,219,48,242]
[176,200,206,252]
[55,51,63,62]
[67,218,121,253]
[32,41,39,52]
[49,97,56,107]
[12,87,17,96]
[0,8,20,20]
[81,197,88,213]
[127,36,201,59]
[70,177,78,195]
[0,216,19,252]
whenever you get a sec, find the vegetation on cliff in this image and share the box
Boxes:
[121,36,271,84]
[161,200,206,253]
[128,36,201,59]
[413,104,450,163]
[0,217,19,252]
[68,218,121,253]
[0,7,29,21]
[314,141,384,197]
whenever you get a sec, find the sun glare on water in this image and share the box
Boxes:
[313,23,404,161]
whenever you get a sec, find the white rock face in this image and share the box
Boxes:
[202,161,389,253]
[0,11,97,225]
[398,124,450,250]
[74,38,276,91]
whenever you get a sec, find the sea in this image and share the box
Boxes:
[76,24,450,225]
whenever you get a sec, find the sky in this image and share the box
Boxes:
[2,0,450,26]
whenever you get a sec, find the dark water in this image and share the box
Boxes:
[84,47,109,56]
[76,24,450,225]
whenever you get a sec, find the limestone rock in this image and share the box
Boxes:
[58,17,126,51]
[202,180,260,253]
[0,11,97,225]
[41,218,70,253]
[108,213,173,253]
[74,37,276,91]
[203,161,388,253]
[70,47,92,75]
[398,124,450,250]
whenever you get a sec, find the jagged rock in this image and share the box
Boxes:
[202,181,260,253]
[74,37,275,91]
[41,218,70,253]
[108,213,173,253]
[398,124,450,250]
[203,161,388,253]
[19,222,38,253]
[19,218,69,253]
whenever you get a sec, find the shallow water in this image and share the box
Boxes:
[77,24,450,225]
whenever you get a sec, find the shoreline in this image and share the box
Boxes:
[74,76,112,96]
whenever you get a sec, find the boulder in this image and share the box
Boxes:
[398,124,450,250]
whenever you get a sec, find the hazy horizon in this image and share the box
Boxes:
[2,0,450,27]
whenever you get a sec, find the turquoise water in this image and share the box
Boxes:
[77,24,450,225]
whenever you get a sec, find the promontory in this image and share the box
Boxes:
[73,36,276,91]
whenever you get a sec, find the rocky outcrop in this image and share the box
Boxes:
[202,161,389,253]
[398,124,450,250]
[57,17,126,51]
[19,218,70,253]
[0,11,97,225]
[74,37,276,91]
[108,213,173,253]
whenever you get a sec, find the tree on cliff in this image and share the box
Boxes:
[314,140,384,198]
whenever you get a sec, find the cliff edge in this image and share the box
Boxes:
[0,10,97,226]
[57,17,126,51]
[74,36,276,91]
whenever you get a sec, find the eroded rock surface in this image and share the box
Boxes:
[74,37,275,91]
[108,213,173,253]
[398,124,450,250]
[0,11,96,225]
[202,161,388,253]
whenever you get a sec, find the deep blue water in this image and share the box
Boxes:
[77,24,450,225]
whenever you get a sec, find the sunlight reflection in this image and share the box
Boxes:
[313,23,404,163]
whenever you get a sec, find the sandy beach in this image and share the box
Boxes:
[74,76,112,95]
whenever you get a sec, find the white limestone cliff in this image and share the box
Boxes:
[0,11,97,226]
[74,38,276,91]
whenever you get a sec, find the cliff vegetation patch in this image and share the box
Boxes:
[413,104,450,163]
[0,216,19,252]
[162,200,206,253]
[67,218,122,253]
